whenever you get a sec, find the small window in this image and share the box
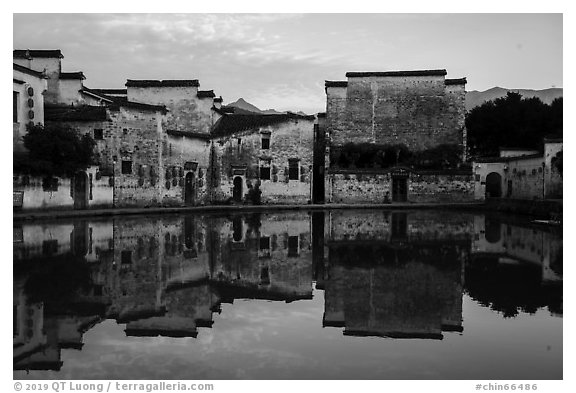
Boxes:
[262,135,270,150]
[259,236,271,258]
[288,236,299,257]
[288,159,299,180]
[13,92,19,123]
[121,250,132,265]
[259,159,271,180]
[94,129,104,140]
[121,160,133,174]
[259,236,270,250]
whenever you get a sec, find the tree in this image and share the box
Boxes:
[16,123,97,177]
[466,92,562,157]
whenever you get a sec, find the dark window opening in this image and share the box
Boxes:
[94,129,104,140]
[262,136,270,150]
[121,250,132,265]
[13,92,19,123]
[288,159,299,180]
[260,267,270,285]
[259,236,270,250]
[121,160,133,175]
[259,160,271,180]
[232,217,243,242]
[288,236,299,257]
[260,167,270,180]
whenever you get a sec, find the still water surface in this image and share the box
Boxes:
[13,210,562,379]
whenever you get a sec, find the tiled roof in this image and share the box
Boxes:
[445,78,467,85]
[317,112,326,118]
[325,81,348,88]
[90,89,127,95]
[125,79,200,88]
[197,90,215,98]
[110,100,168,114]
[211,113,314,138]
[60,72,86,80]
[13,63,46,78]
[13,78,25,84]
[13,49,64,59]
[45,104,108,122]
[80,87,114,103]
[166,129,211,140]
[346,70,447,77]
[214,96,223,103]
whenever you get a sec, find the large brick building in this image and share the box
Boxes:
[323,70,473,203]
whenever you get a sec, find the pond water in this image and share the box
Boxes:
[13,209,562,380]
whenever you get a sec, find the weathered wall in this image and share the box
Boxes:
[409,173,475,203]
[329,172,391,204]
[13,57,61,104]
[58,79,84,105]
[127,86,216,134]
[211,119,315,204]
[331,75,464,151]
[329,170,474,203]
[160,135,211,205]
[13,166,113,211]
[13,68,47,151]
[506,156,544,200]
[111,107,165,207]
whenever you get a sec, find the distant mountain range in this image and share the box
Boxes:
[227,88,563,116]
[226,98,309,116]
[466,87,563,111]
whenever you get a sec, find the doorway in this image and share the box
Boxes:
[485,172,502,198]
[185,172,195,205]
[73,171,88,210]
[392,177,408,202]
[233,176,243,202]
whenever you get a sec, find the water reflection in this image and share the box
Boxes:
[13,210,562,378]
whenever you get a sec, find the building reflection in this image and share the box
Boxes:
[13,210,563,370]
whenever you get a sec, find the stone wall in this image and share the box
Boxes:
[329,75,465,152]
[111,107,165,207]
[329,170,474,203]
[211,118,315,204]
[410,173,475,203]
[329,172,391,204]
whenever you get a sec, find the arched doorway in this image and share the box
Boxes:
[185,172,195,206]
[73,171,88,210]
[233,176,243,202]
[485,172,502,198]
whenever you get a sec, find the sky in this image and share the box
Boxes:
[13,13,563,114]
